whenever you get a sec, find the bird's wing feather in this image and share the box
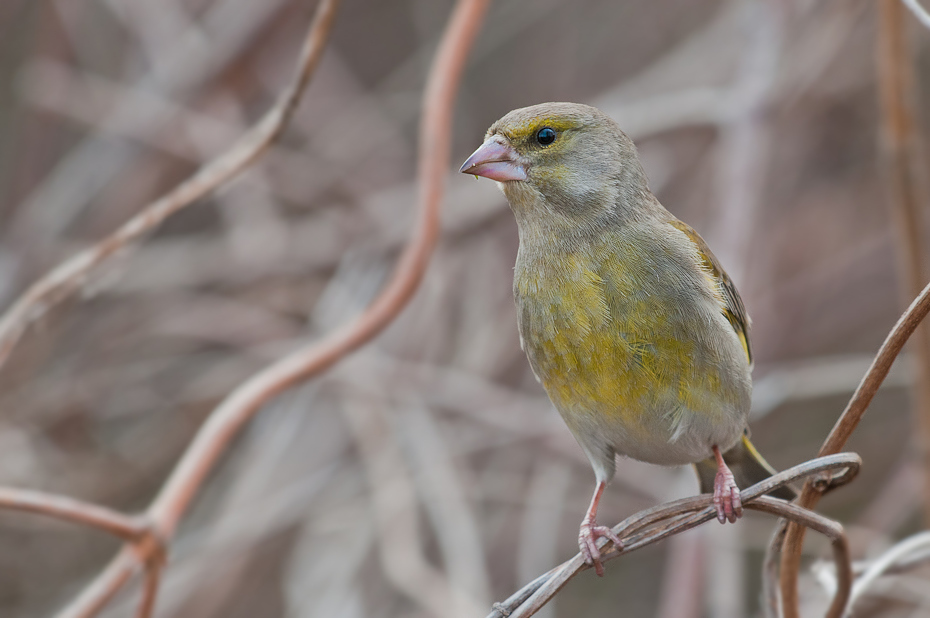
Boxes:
[669,220,752,365]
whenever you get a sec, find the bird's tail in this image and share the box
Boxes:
[694,434,796,501]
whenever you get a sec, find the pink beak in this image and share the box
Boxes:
[460,138,527,182]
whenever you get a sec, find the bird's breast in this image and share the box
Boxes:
[513,238,742,433]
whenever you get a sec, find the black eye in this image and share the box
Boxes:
[536,127,556,146]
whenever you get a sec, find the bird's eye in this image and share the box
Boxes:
[535,127,556,146]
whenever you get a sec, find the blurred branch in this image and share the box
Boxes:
[806,531,930,617]
[902,0,930,28]
[398,403,492,612]
[134,563,162,618]
[655,530,703,618]
[877,0,930,524]
[0,0,341,613]
[848,531,930,612]
[778,3,930,613]
[0,0,340,373]
[779,279,930,617]
[752,498,851,618]
[0,487,147,542]
[44,0,491,616]
[10,0,291,244]
[343,396,483,618]
[489,453,859,618]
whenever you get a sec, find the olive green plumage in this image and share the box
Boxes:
[461,102,794,572]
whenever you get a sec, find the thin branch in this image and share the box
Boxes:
[655,528,704,618]
[0,487,146,542]
[342,396,479,618]
[51,0,490,615]
[134,562,162,618]
[902,0,930,28]
[489,453,860,618]
[778,2,930,605]
[0,0,340,373]
[780,278,930,616]
[748,498,851,618]
[59,551,140,618]
[848,531,930,613]
[146,0,489,540]
[763,519,790,618]
[877,0,930,526]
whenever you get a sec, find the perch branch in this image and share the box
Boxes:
[489,453,859,618]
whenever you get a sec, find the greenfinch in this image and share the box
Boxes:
[461,102,793,576]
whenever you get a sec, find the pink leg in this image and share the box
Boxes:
[712,445,743,524]
[578,480,623,577]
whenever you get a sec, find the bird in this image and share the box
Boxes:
[460,102,794,576]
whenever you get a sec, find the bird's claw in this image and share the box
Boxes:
[713,467,743,524]
[579,522,623,577]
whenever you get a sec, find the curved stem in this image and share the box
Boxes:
[52,0,491,615]
[489,453,860,618]
[0,0,340,373]
[0,487,146,542]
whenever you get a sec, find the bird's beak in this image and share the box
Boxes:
[460,138,527,182]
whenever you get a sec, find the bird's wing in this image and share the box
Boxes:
[669,220,752,365]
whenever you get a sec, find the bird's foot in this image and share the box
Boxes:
[578,521,623,577]
[713,465,743,524]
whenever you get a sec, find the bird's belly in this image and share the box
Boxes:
[520,305,749,466]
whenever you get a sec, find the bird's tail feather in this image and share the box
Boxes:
[694,434,796,501]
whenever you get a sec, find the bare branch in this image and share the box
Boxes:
[780,278,930,617]
[748,498,851,618]
[877,0,930,526]
[489,453,860,618]
[134,562,162,618]
[47,0,491,615]
[0,487,146,542]
[0,0,341,372]
[778,0,930,605]
[902,0,930,28]
[848,531,930,612]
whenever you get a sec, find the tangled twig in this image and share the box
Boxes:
[0,0,340,373]
[488,453,860,618]
[0,0,490,616]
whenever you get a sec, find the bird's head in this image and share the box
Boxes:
[460,102,649,227]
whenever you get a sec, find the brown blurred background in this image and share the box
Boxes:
[0,0,927,616]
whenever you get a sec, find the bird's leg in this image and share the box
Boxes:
[578,480,623,577]
[712,445,743,524]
